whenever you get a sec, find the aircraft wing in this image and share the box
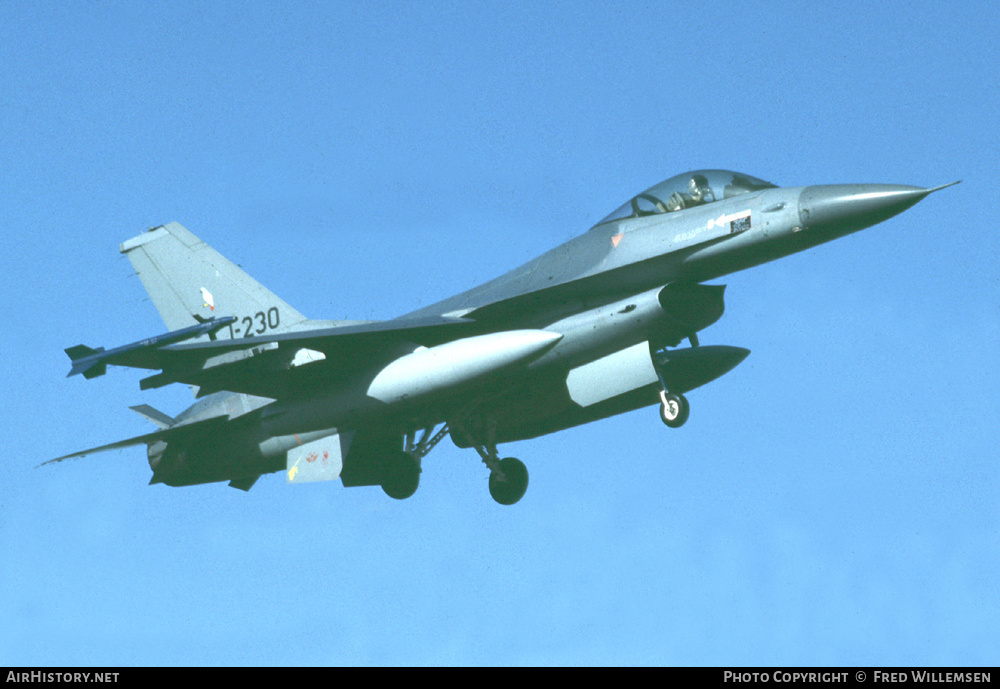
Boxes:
[71,314,484,399]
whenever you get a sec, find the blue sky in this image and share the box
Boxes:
[2,1,998,666]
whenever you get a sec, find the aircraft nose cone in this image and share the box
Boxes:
[797,183,946,237]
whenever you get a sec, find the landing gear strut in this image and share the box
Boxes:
[653,336,695,429]
[455,416,529,506]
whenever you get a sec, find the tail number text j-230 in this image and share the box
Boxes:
[227,307,280,338]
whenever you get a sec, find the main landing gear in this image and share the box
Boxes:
[381,449,421,500]
[380,425,448,500]
[379,421,528,505]
[483,455,529,506]
[454,417,529,506]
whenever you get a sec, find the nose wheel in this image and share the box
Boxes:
[659,390,689,428]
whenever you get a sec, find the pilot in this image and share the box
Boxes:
[688,174,714,204]
[665,174,715,212]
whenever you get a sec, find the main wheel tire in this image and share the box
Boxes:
[381,450,420,500]
[489,457,529,506]
[660,392,690,428]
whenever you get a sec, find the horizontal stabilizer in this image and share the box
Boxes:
[41,414,228,467]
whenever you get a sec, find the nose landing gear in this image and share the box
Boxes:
[659,390,690,428]
[652,335,699,429]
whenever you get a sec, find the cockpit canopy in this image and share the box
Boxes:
[595,170,777,226]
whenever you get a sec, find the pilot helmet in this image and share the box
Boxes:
[689,174,711,201]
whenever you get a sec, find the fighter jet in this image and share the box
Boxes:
[47,170,957,504]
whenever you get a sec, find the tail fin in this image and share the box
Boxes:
[120,222,309,338]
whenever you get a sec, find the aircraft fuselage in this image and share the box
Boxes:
[53,170,954,501]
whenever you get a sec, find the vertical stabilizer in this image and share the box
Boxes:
[120,223,309,337]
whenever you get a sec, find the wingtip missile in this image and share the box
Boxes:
[65,316,236,379]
